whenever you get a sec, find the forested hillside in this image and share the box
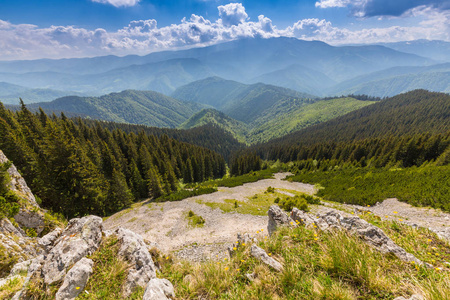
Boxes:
[82,119,245,160]
[0,102,226,218]
[25,90,204,128]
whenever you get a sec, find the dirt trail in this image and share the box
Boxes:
[104,173,450,260]
[103,173,315,260]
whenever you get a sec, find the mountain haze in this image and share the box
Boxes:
[0,37,440,98]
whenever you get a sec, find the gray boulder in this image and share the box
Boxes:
[38,227,62,253]
[115,227,158,297]
[394,294,424,300]
[0,150,38,207]
[41,216,102,285]
[268,205,292,235]
[250,244,283,272]
[143,278,174,300]
[55,257,94,300]
[291,208,315,227]
[317,211,422,264]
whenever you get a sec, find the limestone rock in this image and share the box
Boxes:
[143,278,174,300]
[317,211,422,264]
[41,216,102,285]
[0,150,38,207]
[55,257,94,300]
[250,244,283,272]
[14,209,45,235]
[38,227,62,253]
[394,294,424,300]
[115,227,157,297]
[268,205,292,235]
[0,218,25,237]
[291,208,315,227]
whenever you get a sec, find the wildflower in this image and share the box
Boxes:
[314,238,318,241]
[241,259,245,262]
[351,212,354,215]
[166,256,169,260]
[76,287,80,290]
[385,216,388,218]
[393,211,398,214]
[268,253,272,256]
[314,233,318,237]
[225,267,229,271]
[367,205,370,207]
[290,222,294,225]
[237,268,240,271]
[261,229,263,231]
[427,239,432,242]
[242,243,246,246]
[233,247,237,251]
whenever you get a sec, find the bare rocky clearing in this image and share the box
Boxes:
[104,173,450,260]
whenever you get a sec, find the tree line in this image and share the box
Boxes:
[0,101,226,218]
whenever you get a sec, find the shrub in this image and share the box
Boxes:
[279,195,308,212]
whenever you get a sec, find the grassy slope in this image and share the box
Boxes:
[160,224,450,299]
[248,97,375,144]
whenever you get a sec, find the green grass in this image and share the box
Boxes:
[0,276,24,299]
[160,224,450,299]
[186,210,205,228]
[287,165,450,212]
[247,97,375,144]
[196,169,276,189]
[197,191,314,216]
[360,212,450,269]
[156,187,217,202]
[78,236,144,299]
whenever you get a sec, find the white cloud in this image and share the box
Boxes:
[218,3,249,26]
[315,0,351,9]
[91,0,140,8]
[0,3,448,60]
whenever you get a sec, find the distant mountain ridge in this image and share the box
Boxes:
[0,37,440,97]
[172,76,315,123]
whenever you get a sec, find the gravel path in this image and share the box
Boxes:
[104,173,315,260]
[104,174,450,260]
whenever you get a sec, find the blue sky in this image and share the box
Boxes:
[0,0,449,60]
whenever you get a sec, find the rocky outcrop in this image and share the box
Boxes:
[37,227,62,253]
[291,208,315,227]
[268,205,292,235]
[0,150,46,236]
[0,150,38,208]
[41,215,102,285]
[115,227,158,297]
[394,294,424,300]
[143,278,175,300]
[250,245,283,272]
[316,211,422,264]
[55,257,94,300]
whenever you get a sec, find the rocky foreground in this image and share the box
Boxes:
[1,150,448,299]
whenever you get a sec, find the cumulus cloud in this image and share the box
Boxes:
[315,0,450,17]
[218,3,249,26]
[0,2,448,60]
[91,0,140,8]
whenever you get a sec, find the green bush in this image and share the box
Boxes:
[186,210,205,227]
[156,187,217,202]
[278,195,308,212]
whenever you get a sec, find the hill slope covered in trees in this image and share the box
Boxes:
[0,102,226,218]
[25,90,204,128]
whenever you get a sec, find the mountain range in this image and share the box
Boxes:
[0,37,446,100]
